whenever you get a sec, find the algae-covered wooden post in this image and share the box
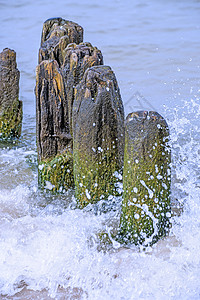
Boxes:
[0,48,22,140]
[36,19,103,192]
[73,65,125,208]
[118,111,171,246]
[36,17,83,191]
[36,59,73,192]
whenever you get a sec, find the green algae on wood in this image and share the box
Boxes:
[38,150,73,192]
[36,59,73,191]
[118,111,171,246]
[0,48,22,140]
[73,66,125,208]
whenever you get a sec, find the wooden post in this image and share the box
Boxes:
[0,48,22,140]
[118,111,171,246]
[39,18,83,65]
[73,65,125,208]
[36,59,73,192]
[36,19,103,192]
[36,17,83,191]
[62,42,103,135]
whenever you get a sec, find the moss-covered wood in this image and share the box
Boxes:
[73,66,125,208]
[0,48,22,139]
[38,150,73,192]
[36,59,73,190]
[36,19,103,192]
[118,111,171,246]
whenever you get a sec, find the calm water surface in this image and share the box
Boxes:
[0,0,200,299]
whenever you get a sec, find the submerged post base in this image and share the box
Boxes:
[38,150,74,193]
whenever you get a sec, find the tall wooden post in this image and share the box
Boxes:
[36,19,103,192]
[36,59,73,192]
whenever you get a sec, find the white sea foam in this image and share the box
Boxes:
[0,112,200,299]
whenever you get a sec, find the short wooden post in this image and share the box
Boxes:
[73,65,125,208]
[0,48,22,140]
[118,111,171,246]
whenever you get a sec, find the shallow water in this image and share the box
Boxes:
[0,0,200,299]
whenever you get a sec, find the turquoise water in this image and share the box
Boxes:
[0,0,200,299]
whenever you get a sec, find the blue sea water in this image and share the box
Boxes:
[0,0,200,299]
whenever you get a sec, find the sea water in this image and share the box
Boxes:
[0,0,200,299]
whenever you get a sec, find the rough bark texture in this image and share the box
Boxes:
[118,111,171,246]
[36,59,73,191]
[39,18,83,65]
[62,42,103,134]
[0,48,22,139]
[36,60,71,161]
[73,65,125,208]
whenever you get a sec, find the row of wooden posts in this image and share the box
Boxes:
[0,18,171,246]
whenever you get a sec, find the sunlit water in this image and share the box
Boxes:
[0,0,200,299]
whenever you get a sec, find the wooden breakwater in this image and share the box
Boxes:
[35,18,171,246]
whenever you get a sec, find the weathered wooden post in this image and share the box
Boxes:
[36,59,73,192]
[118,111,171,246]
[36,19,103,192]
[0,48,22,140]
[62,42,103,134]
[36,18,83,191]
[73,65,125,208]
[39,17,83,64]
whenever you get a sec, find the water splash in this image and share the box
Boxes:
[0,97,200,299]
